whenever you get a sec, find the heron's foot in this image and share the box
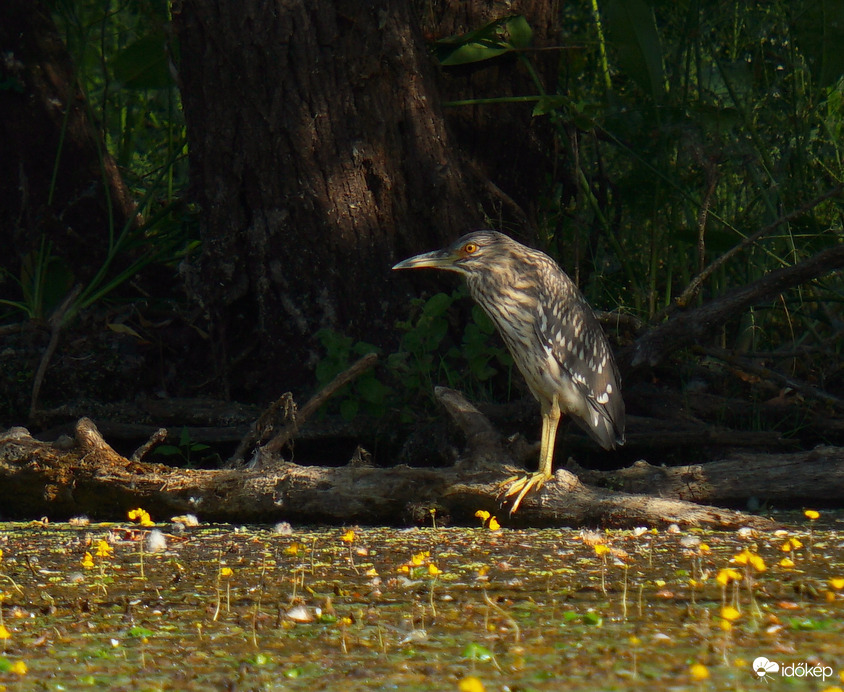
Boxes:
[497,470,553,515]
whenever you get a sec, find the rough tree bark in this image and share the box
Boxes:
[421,1,565,228]
[0,0,135,285]
[171,0,516,400]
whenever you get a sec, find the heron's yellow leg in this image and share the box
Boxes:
[499,399,561,514]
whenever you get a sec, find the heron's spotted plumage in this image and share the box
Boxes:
[393,230,625,511]
[449,231,624,449]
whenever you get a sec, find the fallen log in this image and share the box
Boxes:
[0,410,777,530]
[574,446,844,505]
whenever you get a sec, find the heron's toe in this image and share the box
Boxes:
[497,471,552,515]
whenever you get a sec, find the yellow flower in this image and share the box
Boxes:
[779,557,795,568]
[81,552,95,569]
[458,676,486,692]
[488,516,500,531]
[734,549,765,572]
[689,663,709,680]
[11,660,27,675]
[284,542,303,556]
[341,529,355,543]
[594,544,610,556]
[428,563,441,576]
[128,508,154,526]
[804,509,820,520]
[716,568,742,585]
[474,510,490,522]
[781,537,803,551]
[411,551,429,566]
[95,540,113,558]
[0,548,3,561]
[0,625,10,640]
[220,567,233,578]
[721,606,741,621]
[829,578,844,590]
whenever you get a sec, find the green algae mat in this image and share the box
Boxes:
[0,511,843,691]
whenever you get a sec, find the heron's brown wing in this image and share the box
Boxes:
[534,281,625,449]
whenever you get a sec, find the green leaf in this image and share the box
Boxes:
[505,15,534,50]
[340,399,359,421]
[437,43,512,66]
[471,304,496,334]
[461,642,494,661]
[357,375,392,404]
[315,359,345,385]
[421,292,454,318]
[787,617,836,631]
[582,611,603,626]
[533,95,570,116]
[352,341,381,356]
[603,0,666,103]
[433,15,534,66]
[111,33,173,90]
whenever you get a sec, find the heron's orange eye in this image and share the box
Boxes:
[463,242,479,254]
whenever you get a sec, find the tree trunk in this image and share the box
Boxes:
[171,0,514,400]
[0,0,135,293]
[421,1,566,231]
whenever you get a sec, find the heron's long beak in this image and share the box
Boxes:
[392,248,458,271]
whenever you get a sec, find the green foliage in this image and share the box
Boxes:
[434,3,844,370]
[50,0,187,194]
[0,1,194,326]
[432,15,533,66]
[316,290,513,421]
[315,330,388,421]
[0,238,72,321]
[155,427,212,468]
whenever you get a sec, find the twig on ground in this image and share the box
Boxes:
[131,428,169,463]
[251,352,378,468]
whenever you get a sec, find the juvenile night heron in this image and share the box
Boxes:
[393,231,625,513]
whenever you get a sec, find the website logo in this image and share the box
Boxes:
[752,657,779,678]
[752,656,832,682]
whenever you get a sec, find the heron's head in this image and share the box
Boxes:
[392,231,514,277]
